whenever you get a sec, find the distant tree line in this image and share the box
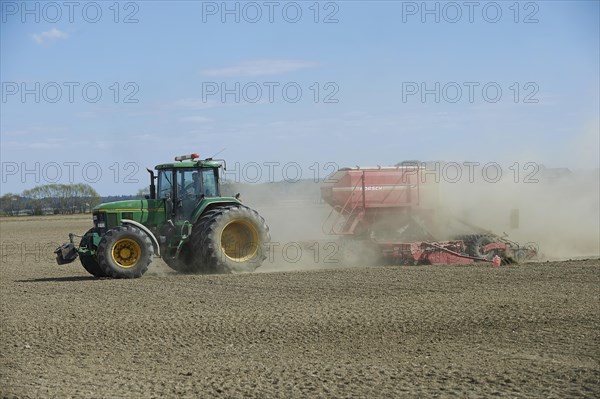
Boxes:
[1,183,101,216]
[1,178,335,216]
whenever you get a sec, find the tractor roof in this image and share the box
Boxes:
[155,160,222,170]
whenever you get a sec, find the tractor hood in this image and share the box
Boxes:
[92,199,166,229]
[93,200,148,212]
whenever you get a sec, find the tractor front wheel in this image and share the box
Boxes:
[97,225,153,278]
[79,228,108,278]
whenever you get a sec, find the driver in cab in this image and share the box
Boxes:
[191,172,201,196]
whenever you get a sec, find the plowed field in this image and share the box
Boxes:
[1,215,598,398]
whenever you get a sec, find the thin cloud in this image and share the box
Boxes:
[28,138,69,149]
[172,98,218,110]
[31,28,69,45]
[169,98,248,110]
[201,59,318,77]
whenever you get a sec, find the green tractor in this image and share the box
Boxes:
[55,154,270,278]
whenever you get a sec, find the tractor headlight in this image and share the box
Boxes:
[93,212,106,231]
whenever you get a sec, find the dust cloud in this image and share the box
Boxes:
[437,165,600,260]
[225,180,339,272]
[233,162,599,268]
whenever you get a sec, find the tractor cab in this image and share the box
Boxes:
[154,154,222,220]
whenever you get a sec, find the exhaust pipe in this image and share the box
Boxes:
[147,168,156,199]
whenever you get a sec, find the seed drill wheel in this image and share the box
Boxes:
[97,225,153,278]
[463,234,497,260]
[79,228,108,278]
[175,205,270,274]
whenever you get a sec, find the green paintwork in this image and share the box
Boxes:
[78,231,102,256]
[92,197,242,230]
[79,247,93,256]
[189,197,241,224]
[94,199,166,228]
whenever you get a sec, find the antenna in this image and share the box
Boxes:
[210,148,226,159]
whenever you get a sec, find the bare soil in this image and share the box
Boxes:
[1,215,599,398]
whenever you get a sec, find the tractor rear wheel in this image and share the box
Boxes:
[97,225,153,278]
[184,205,270,273]
[79,228,108,278]
[163,208,225,274]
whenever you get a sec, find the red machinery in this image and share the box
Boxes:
[321,166,535,265]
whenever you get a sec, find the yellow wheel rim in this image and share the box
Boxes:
[221,220,259,262]
[111,238,141,268]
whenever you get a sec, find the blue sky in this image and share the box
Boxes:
[1,0,599,195]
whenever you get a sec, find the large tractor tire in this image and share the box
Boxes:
[96,225,153,278]
[181,205,270,274]
[162,208,224,274]
[79,228,108,278]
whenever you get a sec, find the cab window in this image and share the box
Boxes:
[157,171,173,199]
[177,169,201,197]
[202,169,218,197]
